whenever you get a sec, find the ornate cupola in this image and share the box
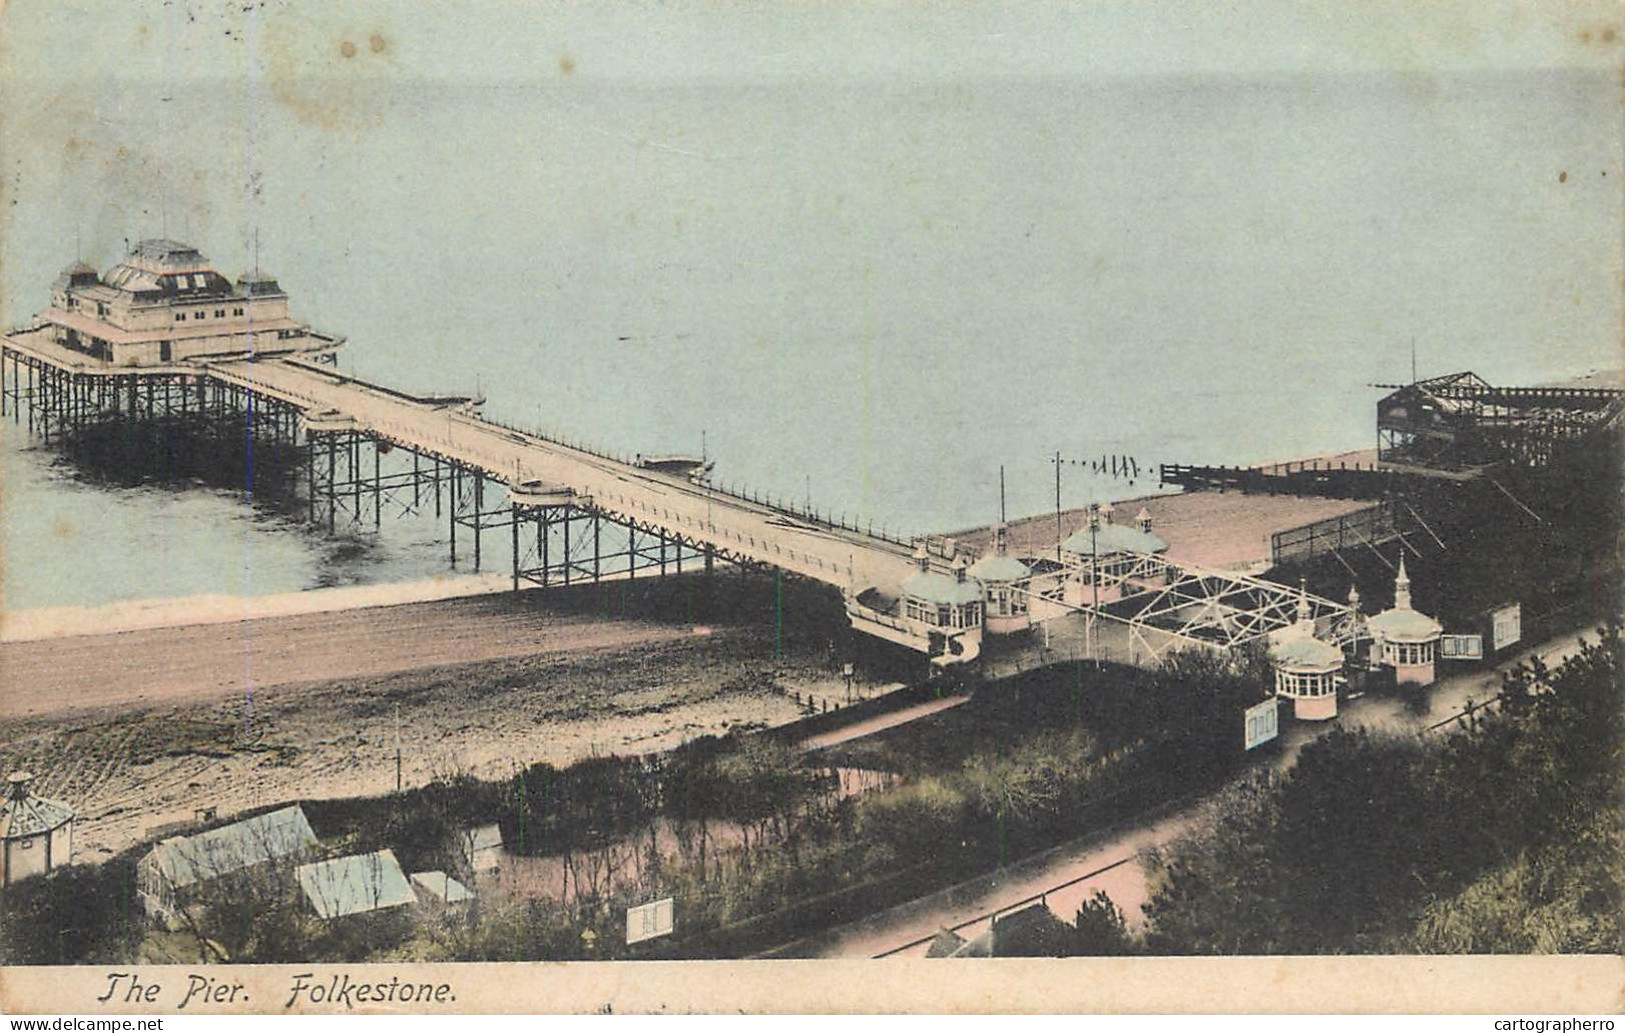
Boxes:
[1268,582,1346,721]
[968,523,1033,634]
[1366,555,1443,687]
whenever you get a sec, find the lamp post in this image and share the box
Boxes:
[1087,502,1101,663]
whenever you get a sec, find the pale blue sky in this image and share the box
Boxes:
[3,0,1619,87]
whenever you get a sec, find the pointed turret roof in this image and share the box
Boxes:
[1269,583,1343,669]
[0,773,74,840]
[1367,555,1442,642]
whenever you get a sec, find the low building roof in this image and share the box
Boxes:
[297,849,416,919]
[940,904,1073,958]
[0,777,74,840]
[1367,606,1443,642]
[410,870,475,903]
[987,902,1075,957]
[143,805,317,889]
[1061,522,1168,557]
[902,571,983,606]
[925,928,968,958]
[1270,632,1344,669]
[966,552,1031,583]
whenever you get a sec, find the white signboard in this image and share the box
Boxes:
[1492,603,1522,652]
[626,897,675,945]
[1244,698,1280,752]
[1440,634,1483,660]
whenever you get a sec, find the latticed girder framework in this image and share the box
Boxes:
[508,501,724,590]
[1020,551,1358,663]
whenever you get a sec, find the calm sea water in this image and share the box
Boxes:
[2,72,1618,610]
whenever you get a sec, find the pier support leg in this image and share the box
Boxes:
[327,439,337,534]
[450,465,459,565]
[474,473,483,571]
[511,504,520,593]
[540,508,549,586]
[563,512,572,585]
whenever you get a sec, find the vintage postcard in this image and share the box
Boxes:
[0,0,1620,1017]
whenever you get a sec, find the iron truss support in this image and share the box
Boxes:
[508,500,733,591]
[0,347,304,474]
[304,429,452,536]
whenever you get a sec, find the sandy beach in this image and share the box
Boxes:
[0,579,865,862]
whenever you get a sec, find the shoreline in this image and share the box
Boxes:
[0,567,688,645]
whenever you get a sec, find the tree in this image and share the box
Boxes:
[0,861,144,965]
[1071,890,1134,956]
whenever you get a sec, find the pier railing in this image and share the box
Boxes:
[472,412,919,549]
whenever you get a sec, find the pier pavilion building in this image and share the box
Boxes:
[37,239,342,366]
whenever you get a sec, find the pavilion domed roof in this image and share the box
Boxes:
[967,552,1031,583]
[1061,522,1167,556]
[1269,632,1344,669]
[1367,606,1443,642]
[902,571,983,606]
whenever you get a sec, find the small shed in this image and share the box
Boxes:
[935,903,1075,958]
[925,928,968,958]
[0,773,75,886]
[137,804,317,921]
[410,870,475,905]
[297,849,416,919]
[460,824,504,873]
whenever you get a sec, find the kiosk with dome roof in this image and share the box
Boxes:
[1268,583,1347,720]
[1366,556,1444,686]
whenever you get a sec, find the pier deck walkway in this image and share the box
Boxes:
[204,356,919,595]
